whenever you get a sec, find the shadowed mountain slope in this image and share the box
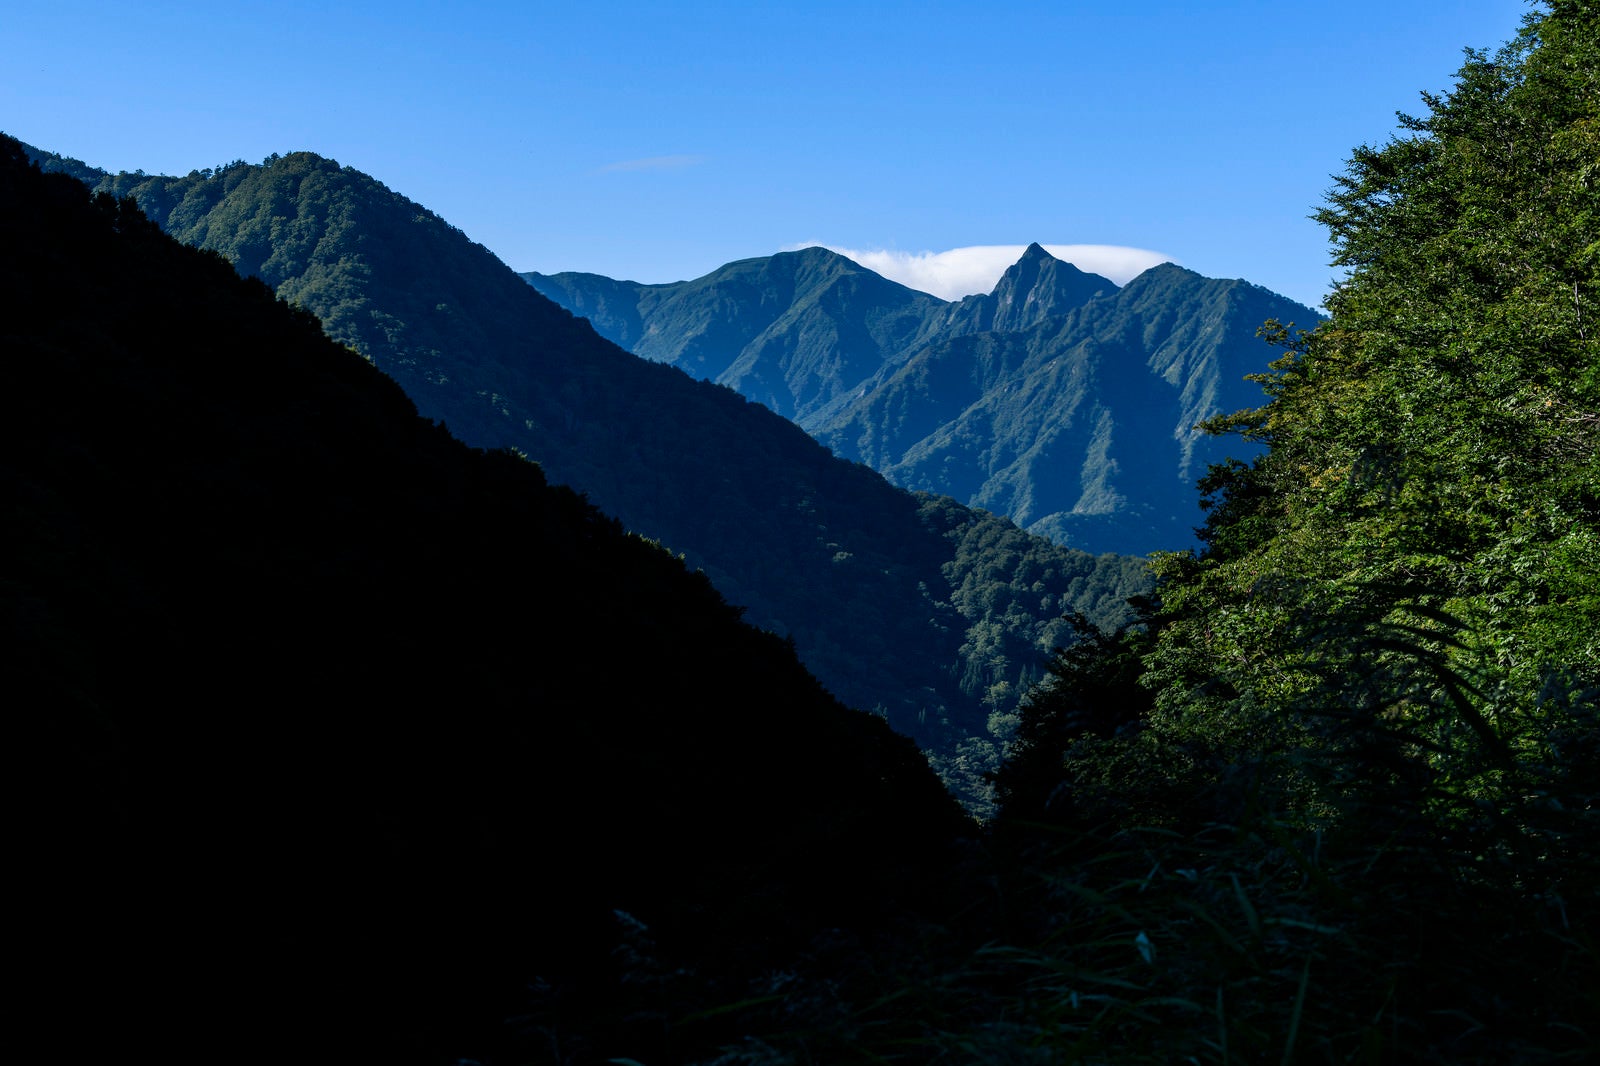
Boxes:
[3,136,975,1063]
[25,143,1152,805]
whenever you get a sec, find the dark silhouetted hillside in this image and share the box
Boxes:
[26,143,1152,807]
[2,136,975,1064]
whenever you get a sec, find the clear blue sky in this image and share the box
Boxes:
[4,0,1532,311]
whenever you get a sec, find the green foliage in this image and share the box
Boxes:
[958,5,1600,1062]
[1139,0,1600,797]
[991,605,1160,823]
[921,495,1151,814]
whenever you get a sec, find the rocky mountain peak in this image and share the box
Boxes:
[964,243,1116,335]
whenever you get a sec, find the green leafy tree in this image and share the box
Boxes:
[1142,0,1600,815]
[987,7,1598,1058]
[992,606,1159,824]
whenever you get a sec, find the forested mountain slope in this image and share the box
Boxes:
[24,141,1151,804]
[821,256,1321,552]
[528,245,953,423]
[529,244,1321,555]
[524,243,1117,424]
[2,137,977,1063]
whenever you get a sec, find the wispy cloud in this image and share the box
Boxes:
[788,243,1176,300]
[596,154,706,173]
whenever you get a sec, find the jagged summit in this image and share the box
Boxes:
[945,243,1117,335]
[526,244,1321,555]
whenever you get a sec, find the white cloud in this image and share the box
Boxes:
[596,154,706,173]
[789,243,1176,300]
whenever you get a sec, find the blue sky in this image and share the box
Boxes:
[4,0,1531,310]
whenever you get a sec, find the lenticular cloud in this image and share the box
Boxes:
[809,244,1176,301]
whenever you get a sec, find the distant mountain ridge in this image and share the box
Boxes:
[527,244,1323,554]
[529,245,953,423]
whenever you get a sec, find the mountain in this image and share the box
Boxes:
[26,142,1153,807]
[1,136,975,1062]
[928,241,1118,336]
[529,245,952,423]
[528,245,1322,555]
[822,258,1322,552]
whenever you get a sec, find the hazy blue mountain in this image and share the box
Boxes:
[823,259,1322,553]
[529,245,1322,555]
[27,142,1152,809]
[930,241,1117,337]
[528,246,950,423]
